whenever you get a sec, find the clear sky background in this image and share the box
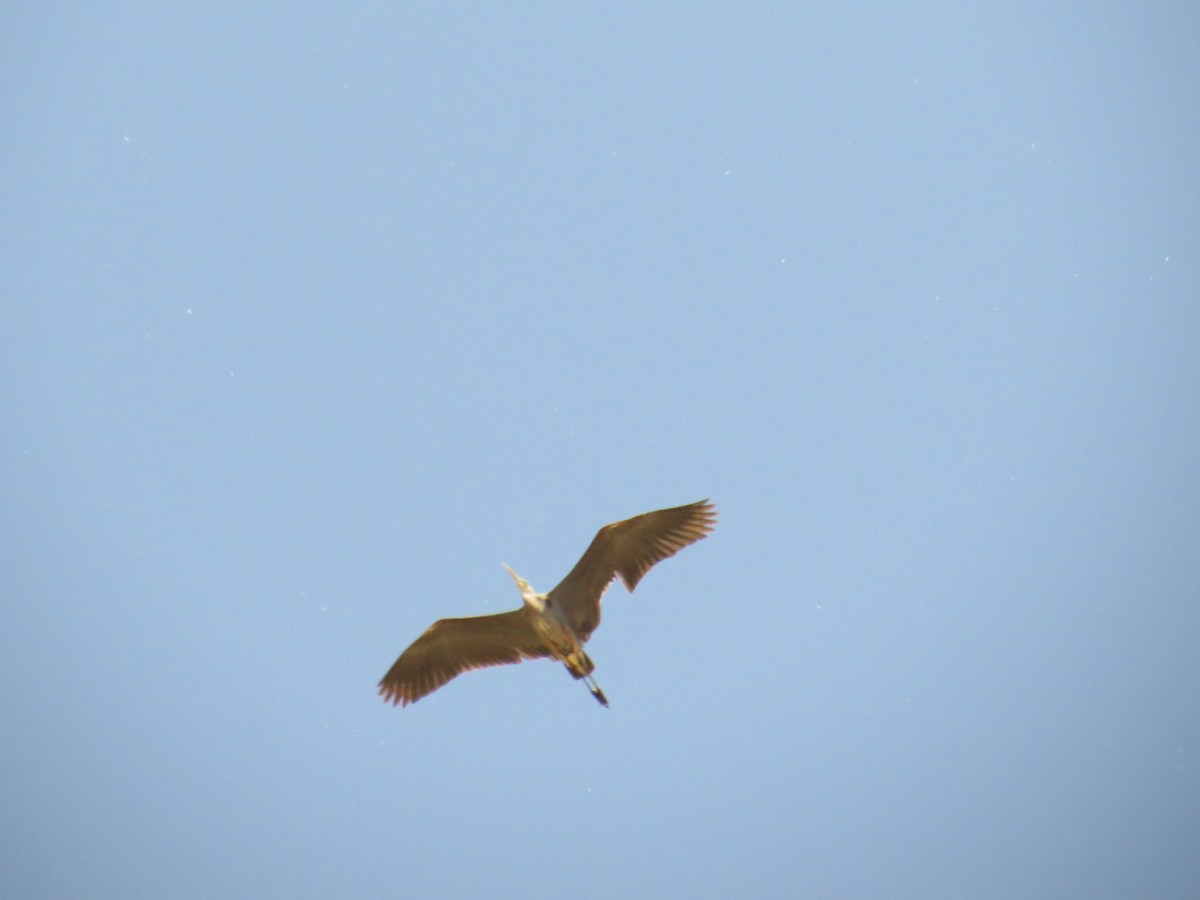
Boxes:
[3,4,1198,898]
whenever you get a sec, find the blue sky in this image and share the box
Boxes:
[3,3,1198,898]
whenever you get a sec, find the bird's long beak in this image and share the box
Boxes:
[501,563,520,585]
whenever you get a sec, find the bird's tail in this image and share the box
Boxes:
[563,648,596,678]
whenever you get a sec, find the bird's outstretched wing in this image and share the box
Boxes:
[378,609,549,707]
[549,499,717,640]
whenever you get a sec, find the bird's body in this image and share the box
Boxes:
[378,499,716,708]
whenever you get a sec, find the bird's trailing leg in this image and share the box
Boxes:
[548,639,609,707]
[564,660,608,706]
[583,673,609,707]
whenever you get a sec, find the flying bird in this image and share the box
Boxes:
[378,499,716,708]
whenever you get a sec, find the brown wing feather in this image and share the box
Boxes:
[549,499,717,639]
[378,608,548,707]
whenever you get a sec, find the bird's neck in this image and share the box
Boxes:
[522,591,548,613]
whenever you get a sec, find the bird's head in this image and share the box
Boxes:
[502,564,545,611]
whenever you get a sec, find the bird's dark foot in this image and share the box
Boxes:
[581,672,608,707]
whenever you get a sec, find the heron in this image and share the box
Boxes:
[378,499,716,708]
